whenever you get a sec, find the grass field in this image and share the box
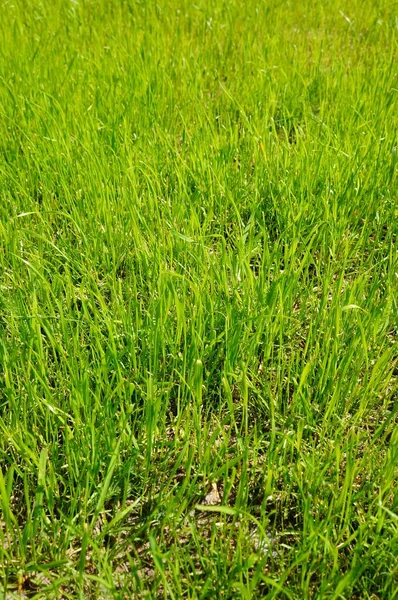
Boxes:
[0,0,397,597]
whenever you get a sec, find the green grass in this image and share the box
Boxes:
[0,0,397,597]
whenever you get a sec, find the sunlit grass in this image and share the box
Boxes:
[0,0,397,597]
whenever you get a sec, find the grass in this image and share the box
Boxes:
[0,0,397,597]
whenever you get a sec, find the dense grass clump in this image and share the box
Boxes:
[0,0,397,597]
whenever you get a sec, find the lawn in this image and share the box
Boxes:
[0,0,397,597]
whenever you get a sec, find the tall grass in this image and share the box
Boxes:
[0,0,397,597]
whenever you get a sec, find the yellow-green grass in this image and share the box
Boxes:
[0,0,397,597]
